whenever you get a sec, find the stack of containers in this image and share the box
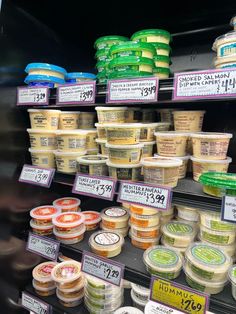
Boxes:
[53,197,81,212]
[82,211,101,231]
[65,72,96,83]
[30,205,59,236]
[32,261,57,296]
[175,204,200,226]
[130,283,150,311]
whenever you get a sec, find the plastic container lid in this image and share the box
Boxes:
[82,211,101,225]
[109,57,154,69]
[54,150,87,157]
[66,72,96,80]
[115,307,144,314]
[25,63,67,75]
[52,212,85,228]
[89,230,124,249]
[30,219,53,230]
[151,42,171,50]
[108,71,153,80]
[77,155,108,164]
[28,148,54,154]
[131,29,171,41]
[103,123,142,128]
[191,132,233,139]
[95,106,128,111]
[106,143,144,149]
[95,48,111,58]
[143,141,156,145]
[131,212,160,220]
[55,130,88,135]
[28,109,61,113]
[53,224,86,239]
[33,261,58,282]
[155,154,190,161]
[154,131,190,137]
[27,128,56,134]
[51,261,81,283]
[24,74,65,85]
[153,55,171,63]
[212,31,236,51]
[141,156,183,167]
[106,161,142,168]
[101,207,129,220]
[56,288,84,303]
[110,41,156,55]
[60,111,80,114]
[191,156,232,164]
[131,283,150,297]
[32,279,56,292]
[30,206,59,220]
[162,221,197,242]
[228,264,236,284]
[94,35,129,49]
[199,172,236,190]
[59,274,84,293]
[130,289,147,307]
[53,197,81,209]
[153,67,170,75]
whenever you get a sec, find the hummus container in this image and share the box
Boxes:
[191,132,232,160]
[89,231,124,258]
[84,292,123,311]
[200,236,236,257]
[107,161,141,181]
[95,123,107,140]
[25,74,65,87]
[199,210,236,232]
[131,283,150,302]
[156,108,176,125]
[82,211,101,230]
[152,42,171,56]
[95,48,111,61]
[96,60,110,73]
[131,29,171,44]
[130,212,160,228]
[153,67,170,79]
[57,277,84,297]
[54,150,86,174]
[56,289,84,307]
[30,219,53,236]
[231,16,236,30]
[52,212,85,234]
[162,221,197,247]
[96,139,109,155]
[30,205,59,226]
[104,123,142,145]
[212,31,236,57]
[106,143,143,164]
[143,245,183,279]
[125,107,141,123]
[142,156,182,187]
[28,109,60,130]
[200,224,236,245]
[173,111,205,132]
[51,261,81,284]
[77,155,108,176]
[131,290,147,311]
[130,224,160,239]
[65,72,96,82]
[115,307,143,314]
[161,214,174,225]
[29,148,55,168]
[228,265,236,300]
[130,204,158,216]
[154,154,189,179]
[140,123,170,142]
[59,111,80,130]
[101,207,129,229]
[215,54,236,69]
[155,132,189,157]
[191,156,232,181]
[53,225,86,244]
[161,237,187,255]
[176,205,199,222]
[141,109,156,122]
[94,35,129,50]
[85,274,115,290]
[33,279,56,296]
[108,70,153,80]
[130,232,160,249]
[142,141,155,157]
[53,197,81,213]
[95,106,128,124]
[109,56,154,73]
[27,129,56,150]
[78,112,96,129]
[153,55,170,68]
[33,261,57,287]
[101,223,129,237]
[110,42,156,59]
[85,280,122,299]
[86,129,98,149]
[25,62,66,79]
[56,130,87,152]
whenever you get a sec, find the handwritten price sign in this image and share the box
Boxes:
[221,195,236,224]
[17,86,49,106]
[19,165,55,188]
[22,292,51,314]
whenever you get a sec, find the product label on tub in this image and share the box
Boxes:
[17,86,49,105]
[221,195,236,224]
[22,291,51,314]
[19,164,55,188]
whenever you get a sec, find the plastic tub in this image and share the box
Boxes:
[152,42,171,56]
[200,224,236,245]
[162,221,197,247]
[110,42,156,59]
[130,204,158,216]
[33,261,57,287]
[115,307,143,314]
[89,231,124,258]
[57,278,84,298]
[56,130,87,152]
[214,55,236,68]
[130,224,160,239]
[82,211,101,230]
[228,265,236,300]
[130,232,160,249]
[95,48,111,61]
[142,141,155,157]
[106,143,143,164]
[160,205,174,216]
[125,107,141,123]
[96,139,108,155]
[155,132,189,157]
[153,67,170,79]
[101,207,129,229]
[154,154,189,179]
[173,111,205,132]
[96,60,110,73]
[131,283,149,302]
[59,111,80,130]
[51,261,82,284]
[131,290,147,311]
[142,156,182,187]
[30,219,53,236]
[52,212,85,233]
[176,205,199,222]
[212,31,236,57]
[101,223,129,237]
[53,225,86,244]
[107,161,141,181]
[78,112,96,129]
[156,108,177,126]
[27,129,57,150]
[53,197,81,213]
[200,236,236,257]
[141,109,156,123]
[109,57,154,73]
[54,150,87,174]
[25,74,65,87]
[29,148,55,168]
[95,107,128,124]
[85,281,122,299]
[84,292,123,311]
[94,35,129,50]
[131,29,171,44]
[153,55,170,68]
[130,212,160,228]
[65,72,96,82]
[199,210,236,232]
[56,289,84,307]
[140,123,170,142]
[30,205,59,226]
[104,123,142,145]
[143,245,183,279]
[191,156,232,181]
[28,109,60,130]
[77,155,108,176]
[95,123,107,140]
[33,279,56,296]
[161,237,187,255]
[86,129,98,149]
[25,63,66,79]
[85,274,115,290]
[108,70,152,80]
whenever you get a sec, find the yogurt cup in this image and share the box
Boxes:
[65,72,96,82]
[25,63,66,79]
[109,56,154,73]
[152,43,171,56]
[115,306,143,314]
[95,123,107,140]
[27,129,57,150]
[95,139,109,155]
[94,35,129,50]
[191,132,232,160]
[191,156,232,181]
[30,205,59,226]
[51,261,82,284]
[175,205,199,222]
[101,207,129,229]
[154,154,189,179]
[54,150,87,174]
[56,288,84,307]
[153,55,170,68]
[59,111,80,130]
[130,212,160,228]
[212,31,236,57]
[131,290,147,311]
[130,224,160,239]
[153,67,170,79]
[53,197,81,213]
[125,107,141,123]
[130,204,158,216]
[173,111,205,132]
[78,112,96,129]
[131,29,171,44]
[86,129,98,149]
[140,123,170,142]
[110,41,156,59]
[77,155,108,176]
[33,261,57,286]
[131,283,150,302]
[52,212,85,233]
[29,148,55,168]
[228,265,236,300]
[30,219,53,236]
[107,161,141,181]
[130,232,160,249]
[82,211,101,230]
[200,224,236,245]
[28,109,60,130]
[53,225,86,244]
[101,223,129,237]
[104,123,142,145]
[56,130,87,152]
[106,143,143,164]
[95,106,128,124]
[199,210,236,232]
[155,132,189,157]
[142,141,155,157]
[32,279,56,296]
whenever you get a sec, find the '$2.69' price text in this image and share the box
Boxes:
[181,298,203,313]
[95,184,113,196]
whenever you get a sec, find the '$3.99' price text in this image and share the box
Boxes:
[181,298,203,313]
[80,90,93,101]
[146,192,166,205]
[94,184,113,196]
[35,172,49,183]
[140,85,156,97]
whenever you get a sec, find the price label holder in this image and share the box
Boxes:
[107,77,158,103]
[22,291,51,314]
[81,251,124,286]
[72,173,116,201]
[19,164,55,188]
[27,232,60,261]
[56,81,96,104]
[17,86,49,106]
[150,276,209,314]
[117,181,172,211]
[221,195,236,223]
[173,68,236,100]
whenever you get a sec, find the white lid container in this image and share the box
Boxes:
[115,306,143,314]
[51,261,82,283]
[52,212,85,228]
[33,261,58,283]
[53,197,81,211]
[30,205,59,220]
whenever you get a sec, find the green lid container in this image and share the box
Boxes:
[131,29,171,42]
[110,41,156,59]
[152,43,171,56]
[108,56,154,73]
[153,67,170,78]
[108,70,153,80]
[94,35,129,50]
[96,60,110,73]
[95,48,111,61]
[153,55,171,63]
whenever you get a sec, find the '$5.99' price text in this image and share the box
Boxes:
[140,85,156,97]
[181,298,203,313]
[94,184,113,196]
[146,192,166,205]
[80,89,93,101]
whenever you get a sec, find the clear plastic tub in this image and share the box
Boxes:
[55,130,87,152]
[32,279,56,296]
[130,224,160,239]
[154,154,189,179]
[107,161,142,181]
[200,235,236,257]
[101,207,129,229]
[161,237,187,255]
[29,148,55,168]
[95,123,107,140]
[25,63,66,79]
[30,219,53,236]
[212,31,236,57]
[27,129,57,150]
[131,290,147,311]
[85,289,123,310]
[125,107,141,123]
[85,274,115,290]
[52,212,85,233]
[96,139,109,156]
[53,225,86,244]
[140,123,170,142]
[130,232,160,249]
[85,283,122,300]
[82,211,101,230]
[59,111,80,130]
[131,283,150,302]
[28,109,61,130]
[51,261,82,284]
[130,212,160,228]
[54,150,87,174]
[110,41,156,59]
[104,123,142,145]
[95,106,128,124]
[101,223,129,237]
[78,112,96,129]
[106,143,143,164]
[141,109,156,122]
[130,204,158,216]
[56,288,84,307]
[115,307,143,314]
[108,56,154,74]
[200,224,236,245]
[142,141,155,157]
[155,131,189,157]
[77,155,108,176]
[228,265,236,300]
[57,283,84,299]
[30,205,59,226]
[175,205,199,222]
[86,129,98,149]
[53,197,81,213]
[173,111,205,132]
[200,210,236,232]
[33,261,58,286]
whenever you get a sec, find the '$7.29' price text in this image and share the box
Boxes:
[94,184,112,196]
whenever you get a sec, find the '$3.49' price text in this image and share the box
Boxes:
[140,85,156,97]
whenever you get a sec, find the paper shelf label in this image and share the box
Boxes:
[56,81,96,104]
[173,68,236,100]
[22,291,51,314]
[81,251,124,286]
[150,276,209,314]
[19,165,55,188]
[221,195,236,223]
[17,86,49,106]
[72,173,116,200]
[117,181,172,211]
[107,77,158,103]
[27,233,60,261]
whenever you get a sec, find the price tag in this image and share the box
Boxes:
[27,233,60,261]
[56,81,96,104]
[17,86,49,106]
[19,164,55,188]
[81,251,124,286]
[22,291,51,314]
[221,195,236,223]
[173,68,236,100]
[150,276,209,314]
[117,181,172,211]
[72,173,116,201]
[107,77,158,103]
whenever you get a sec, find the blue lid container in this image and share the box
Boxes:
[66,72,96,82]
[25,63,67,76]
[24,74,65,88]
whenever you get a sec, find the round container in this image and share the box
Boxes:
[106,143,143,164]
[27,129,57,150]
[29,148,55,168]
[161,237,187,255]
[130,212,160,228]
[173,111,205,132]
[77,155,108,176]
[131,29,171,44]
[52,212,85,233]
[131,283,150,302]
[140,123,169,142]
[95,139,108,156]
[156,108,177,126]
[53,225,86,244]
[154,154,189,179]
[191,156,232,181]
[51,261,82,284]
[86,129,98,149]
[95,106,128,124]
[142,156,182,187]
[141,109,156,123]
[176,205,199,222]
[28,109,60,130]
[130,224,160,239]
[200,236,236,257]
[107,161,142,181]
[104,123,142,145]
[130,232,160,249]
[56,130,87,152]
[54,150,86,174]
[94,35,129,50]
[162,221,197,247]
[56,289,84,307]
[96,60,110,73]
[125,107,141,123]
[95,123,107,140]
[115,306,143,314]
[130,204,158,216]
[200,224,236,245]
[153,67,170,79]
[155,132,189,157]
[101,207,129,229]
[131,290,147,311]
[25,63,66,79]
[101,223,129,237]
[143,245,183,279]
[108,70,152,80]
[57,276,84,298]
[33,261,57,287]
[59,111,80,130]
[89,231,124,258]
[85,281,122,300]
[109,57,154,74]
[199,210,236,232]
[142,141,155,157]
[30,219,53,236]
[228,265,236,300]
[95,48,111,61]
[85,292,123,311]
[215,55,236,68]
[153,55,170,68]
[191,132,232,160]
[110,42,156,59]
[53,197,81,213]
[82,211,101,230]
[78,112,96,129]
[212,31,236,57]
[65,72,96,82]
[32,279,56,296]
[152,42,171,56]
[30,205,59,226]
[85,274,115,290]
[25,74,65,87]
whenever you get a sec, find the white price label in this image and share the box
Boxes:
[82,251,124,286]
[17,87,49,105]
[72,174,116,200]
[19,164,55,187]
[118,181,172,211]
[27,233,60,260]
[107,77,158,103]
[173,68,236,100]
[57,82,96,104]
[221,195,236,223]
[22,292,50,314]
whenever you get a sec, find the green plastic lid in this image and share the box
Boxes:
[153,55,170,63]
[199,172,236,190]
[108,56,154,69]
[96,71,107,79]
[94,36,129,49]
[110,41,156,56]
[95,48,111,59]
[153,67,170,74]
[151,42,171,51]
[95,60,110,70]
[108,70,153,80]
[131,29,171,41]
